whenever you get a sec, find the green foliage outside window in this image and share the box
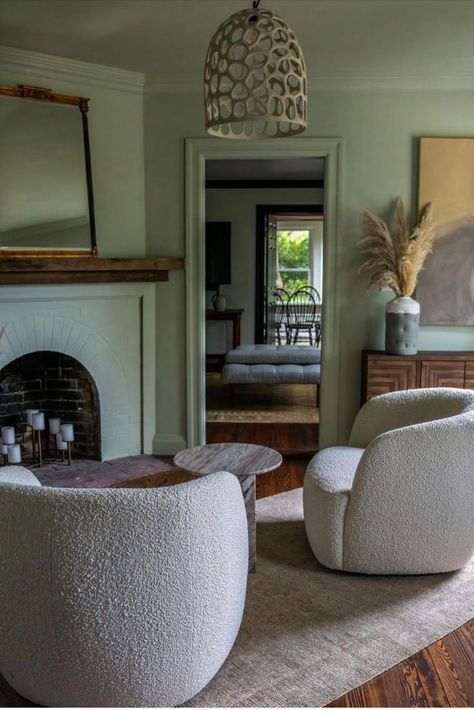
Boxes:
[279,271,309,293]
[277,230,310,293]
[277,230,309,268]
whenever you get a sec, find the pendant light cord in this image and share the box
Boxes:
[252,0,260,8]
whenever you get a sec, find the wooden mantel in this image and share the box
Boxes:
[0,256,185,284]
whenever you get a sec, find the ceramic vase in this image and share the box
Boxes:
[212,292,226,313]
[385,296,420,355]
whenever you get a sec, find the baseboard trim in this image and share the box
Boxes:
[153,433,187,456]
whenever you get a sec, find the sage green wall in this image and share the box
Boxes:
[1,64,146,257]
[145,89,474,447]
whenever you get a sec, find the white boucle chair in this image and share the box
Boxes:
[0,466,248,707]
[304,388,474,575]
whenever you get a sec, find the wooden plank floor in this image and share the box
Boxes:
[328,619,474,707]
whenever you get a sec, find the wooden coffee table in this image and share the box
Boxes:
[174,443,282,572]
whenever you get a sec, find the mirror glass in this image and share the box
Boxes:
[0,95,92,252]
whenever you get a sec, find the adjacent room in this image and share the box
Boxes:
[205,157,323,496]
[0,0,472,708]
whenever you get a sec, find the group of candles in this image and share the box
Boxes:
[1,410,75,466]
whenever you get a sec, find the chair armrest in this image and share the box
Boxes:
[0,466,42,487]
[303,447,364,570]
[305,446,363,494]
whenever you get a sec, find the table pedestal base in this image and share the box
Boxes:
[173,443,282,574]
[239,474,256,573]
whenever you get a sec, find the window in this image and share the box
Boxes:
[277,229,310,293]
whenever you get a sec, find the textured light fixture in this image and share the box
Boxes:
[204,0,307,139]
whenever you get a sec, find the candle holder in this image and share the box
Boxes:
[1,415,78,469]
[56,433,68,463]
[32,413,45,468]
[1,426,16,446]
[49,418,61,459]
[1,428,19,465]
[60,424,75,467]
[26,410,39,464]
[7,444,22,465]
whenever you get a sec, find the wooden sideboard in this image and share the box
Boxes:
[205,308,244,372]
[361,350,474,404]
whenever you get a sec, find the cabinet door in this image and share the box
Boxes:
[420,360,465,388]
[465,363,474,389]
[365,357,418,401]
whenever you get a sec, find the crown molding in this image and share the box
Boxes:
[146,72,474,94]
[2,46,471,95]
[312,73,474,92]
[0,46,145,94]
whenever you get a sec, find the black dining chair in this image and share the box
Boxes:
[305,285,321,302]
[287,288,318,346]
[273,290,288,345]
[305,286,322,346]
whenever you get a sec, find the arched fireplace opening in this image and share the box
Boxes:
[0,351,101,460]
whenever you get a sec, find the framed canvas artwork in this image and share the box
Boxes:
[417,137,474,325]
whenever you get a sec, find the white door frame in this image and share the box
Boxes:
[185,137,343,449]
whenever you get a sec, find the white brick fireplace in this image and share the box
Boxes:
[0,284,156,460]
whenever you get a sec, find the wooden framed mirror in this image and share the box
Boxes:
[0,84,97,256]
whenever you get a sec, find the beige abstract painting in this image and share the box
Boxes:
[417,137,474,325]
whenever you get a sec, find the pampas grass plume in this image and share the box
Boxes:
[359,199,435,297]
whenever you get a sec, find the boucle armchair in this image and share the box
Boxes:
[0,466,248,707]
[304,388,474,575]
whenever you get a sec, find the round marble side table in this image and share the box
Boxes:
[174,442,282,572]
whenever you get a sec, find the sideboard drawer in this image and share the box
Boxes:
[420,361,465,389]
[361,350,474,403]
[365,359,417,401]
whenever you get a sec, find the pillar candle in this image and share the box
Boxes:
[7,444,21,464]
[1,426,15,445]
[61,424,74,442]
[26,409,39,426]
[56,433,68,451]
[32,412,45,431]
[49,418,61,435]
[1,443,8,455]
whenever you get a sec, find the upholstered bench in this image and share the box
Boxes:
[222,345,321,405]
[224,344,320,367]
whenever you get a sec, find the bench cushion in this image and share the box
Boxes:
[222,363,321,385]
[225,345,321,366]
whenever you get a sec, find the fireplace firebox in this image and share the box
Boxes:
[0,351,100,460]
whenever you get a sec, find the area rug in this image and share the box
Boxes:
[186,488,474,707]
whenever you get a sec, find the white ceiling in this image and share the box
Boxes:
[1,0,474,88]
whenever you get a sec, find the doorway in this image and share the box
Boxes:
[204,160,325,496]
[185,138,342,452]
[255,204,324,345]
